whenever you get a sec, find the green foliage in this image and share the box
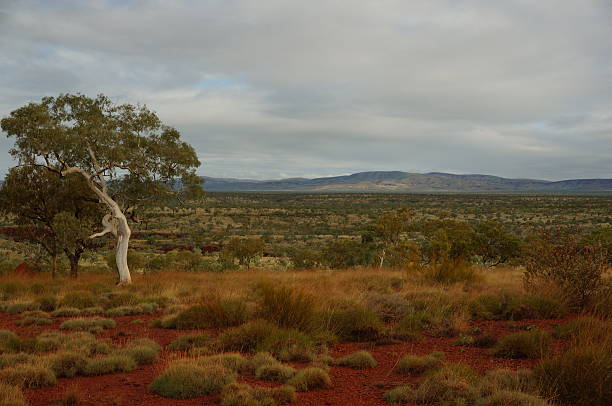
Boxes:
[0,365,56,388]
[60,291,97,309]
[220,383,296,406]
[363,293,412,322]
[478,369,534,396]
[470,293,566,321]
[321,239,373,269]
[159,299,248,329]
[199,353,251,374]
[410,364,479,405]
[36,296,58,312]
[3,302,40,315]
[394,351,444,376]
[59,317,116,333]
[392,311,428,341]
[288,248,321,270]
[383,386,412,404]
[473,220,521,266]
[335,351,377,369]
[286,367,331,391]
[48,351,87,378]
[116,345,159,366]
[15,310,52,326]
[424,259,480,284]
[552,316,609,340]
[475,391,550,406]
[168,334,212,351]
[523,227,608,308]
[222,237,265,268]
[51,307,82,317]
[255,282,317,331]
[534,341,612,405]
[492,330,551,359]
[149,361,236,398]
[255,363,297,382]
[82,355,137,376]
[0,382,27,406]
[0,354,37,369]
[329,306,383,342]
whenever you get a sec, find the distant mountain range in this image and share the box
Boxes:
[202,171,612,193]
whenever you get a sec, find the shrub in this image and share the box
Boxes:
[48,351,87,378]
[335,351,377,369]
[126,338,162,352]
[255,363,297,382]
[248,351,279,372]
[82,355,137,376]
[329,306,383,342]
[15,310,52,326]
[51,307,81,317]
[161,299,248,329]
[394,351,444,376]
[383,386,412,404]
[475,390,551,406]
[0,382,26,406]
[59,317,116,333]
[523,227,608,308]
[392,311,427,341]
[4,302,40,315]
[470,293,566,321]
[424,259,480,284]
[411,364,479,405]
[478,369,534,396]
[60,291,97,309]
[363,293,412,322]
[534,342,611,405]
[104,303,159,317]
[492,330,551,359]
[286,367,331,391]
[116,345,159,365]
[0,353,37,369]
[60,332,111,355]
[552,316,609,341]
[149,360,236,398]
[80,306,104,316]
[255,282,317,331]
[199,353,251,374]
[168,334,212,351]
[36,296,58,312]
[2,337,39,354]
[257,328,316,362]
[220,383,296,406]
[472,333,498,348]
[0,365,56,388]
[217,320,280,353]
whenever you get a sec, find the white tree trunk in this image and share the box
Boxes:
[115,213,132,285]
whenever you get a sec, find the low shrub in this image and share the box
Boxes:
[82,355,137,376]
[51,307,81,317]
[162,299,248,329]
[478,369,534,396]
[48,351,87,378]
[0,382,27,406]
[335,351,377,369]
[394,351,444,376]
[59,317,116,333]
[104,303,159,317]
[255,282,317,331]
[149,360,236,399]
[255,363,296,382]
[410,364,479,405]
[363,293,412,322]
[383,386,412,404]
[534,341,611,405]
[116,345,159,366]
[392,312,427,341]
[0,364,56,388]
[472,333,498,348]
[424,259,480,285]
[470,293,566,321]
[126,338,162,352]
[4,302,40,315]
[552,316,609,341]
[329,306,383,342]
[16,310,52,326]
[36,296,58,312]
[0,353,37,369]
[198,353,251,374]
[216,320,280,353]
[475,390,551,406]
[492,330,551,359]
[286,367,331,391]
[60,291,97,309]
[2,337,39,354]
[248,352,279,372]
[168,334,212,351]
[80,306,104,316]
[60,332,111,355]
[220,382,296,406]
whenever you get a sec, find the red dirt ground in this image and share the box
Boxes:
[0,314,573,406]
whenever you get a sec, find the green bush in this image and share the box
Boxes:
[60,291,97,309]
[0,365,56,388]
[492,330,551,359]
[4,302,40,315]
[48,351,87,378]
[552,316,609,341]
[51,307,81,317]
[475,390,551,406]
[255,282,317,331]
[149,361,236,398]
[220,382,296,406]
[255,363,297,382]
[335,351,377,369]
[60,332,111,355]
[383,386,412,404]
[198,353,251,374]
[363,293,412,322]
[168,334,212,351]
[329,306,383,342]
[36,296,58,312]
[478,369,534,396]
[0,382,27,406]
[248,352,279,372]
[392,311,428,341]
[15,310,52,326]
[287,367,331,391]
[394,351,444,376]
[59,317,116,333]
[470,293,566,321]
[534,342,611,405]
[424,259,480,284]
[116,345,159,365]
[104,303,159,317]
[0,353,37,369]
[82,355,137,376]
[126,338,162,352]
[411,364,479,405]
[160,299,248,329]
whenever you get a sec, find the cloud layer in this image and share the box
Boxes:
[1,0,611,180]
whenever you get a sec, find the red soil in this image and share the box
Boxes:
[0,314,573,406]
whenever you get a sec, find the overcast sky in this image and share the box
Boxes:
[1,0,611,180]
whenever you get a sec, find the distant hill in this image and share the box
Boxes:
[202,171,612,193]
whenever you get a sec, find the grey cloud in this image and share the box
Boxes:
[0,0,611,180]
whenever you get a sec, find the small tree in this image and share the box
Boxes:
[473,220,520,267]
[1,93,201,284]
[222,237,265,269]
[371,208,414,267]
[523,227,607,308]
[0,166,102,277]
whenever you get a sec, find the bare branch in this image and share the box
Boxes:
[89,214,117,239]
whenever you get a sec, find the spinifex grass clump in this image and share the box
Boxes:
[254,282,318,331]
[470,293,566,321]
[0,364,56,388]
[335,351,377,369]
[394,351,444,376]
[153,298,248,329]
[475,391,551,406]
[60,291,98,309]
[491,330,551,359]
[168,334,213,351]
[286,367,331,391]
[220,382,296,406]
[329,306,383,342]
[15,310,52,326]
[82,355,137,376]
[59,317,116,333]
[0,382,27,406]
[149,360,237,399]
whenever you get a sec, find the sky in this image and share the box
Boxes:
[0,0,611,181]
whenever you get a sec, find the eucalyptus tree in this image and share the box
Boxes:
[0,166,102,277]
[1,93,201,284]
